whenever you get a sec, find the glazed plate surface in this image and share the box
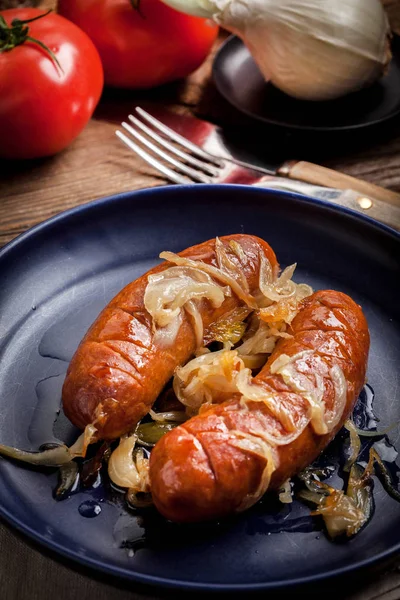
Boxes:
[0,185,399,591]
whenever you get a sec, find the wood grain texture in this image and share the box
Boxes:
[1,1,400,599]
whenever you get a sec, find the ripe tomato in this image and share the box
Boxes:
[0,9,104,159]
[57,0,219,89]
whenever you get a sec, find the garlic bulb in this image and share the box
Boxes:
[160,0,391,101]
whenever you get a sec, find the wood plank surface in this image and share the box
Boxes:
[1,2,400,599]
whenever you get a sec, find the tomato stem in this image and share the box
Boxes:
[130,0,145,19]
[0,9,63,73]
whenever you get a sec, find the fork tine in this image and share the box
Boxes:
[136,107,276,177]
[128,114,220,177]
[115,130,191,185]
[121,122,213,184]
[135,107,224,167]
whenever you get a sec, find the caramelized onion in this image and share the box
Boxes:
[258,258,312,320]
[108,436,150,492]
[354,423,399,437]
[240,354,269,370]
[278,479,293,504]
[298,464,373,538]
[258,256,312,308]
[147,240,312,350]
[270,351,347,435]
[215,237,250,294]
[230,430,277,510]
[69,424,98,457]
[228,239,247,263]
[0,423,96,467]
[327,365,347,431]
[148,409,187,423]
[160,251,258,309]
[368,448,400,503]
[144,265,228,346]
[237,318,289,357]
[259,257,297,304]
[184,299,205,348]
[237,369,301,434]
[173,349,245,412]
[0,443,73,467]
[174,344,313,449]
[344,420,361,472]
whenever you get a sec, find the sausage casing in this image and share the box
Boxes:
[149,290,370,522]
[62,235,278,440]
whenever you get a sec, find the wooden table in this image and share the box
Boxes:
[1,3,400,599]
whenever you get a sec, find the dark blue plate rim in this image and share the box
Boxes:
[212,35,400,133]
[0,184,398,262]
[0,184,399,592]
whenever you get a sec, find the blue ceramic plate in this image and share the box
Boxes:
[0,185,399,592]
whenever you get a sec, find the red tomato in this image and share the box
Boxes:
[57,0,219,89]
[0,9,104,159]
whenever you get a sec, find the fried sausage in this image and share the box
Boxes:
[149,290,370,522]
[62,235,278,440]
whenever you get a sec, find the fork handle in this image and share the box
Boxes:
[277,160,400,206]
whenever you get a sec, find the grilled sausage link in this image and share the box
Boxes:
[62,235,278,440]
[149,290,370,522]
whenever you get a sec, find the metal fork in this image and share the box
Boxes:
[115,106,274,185]
[115,107,400,230]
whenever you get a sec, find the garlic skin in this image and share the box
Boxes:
[160,0,391,101]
